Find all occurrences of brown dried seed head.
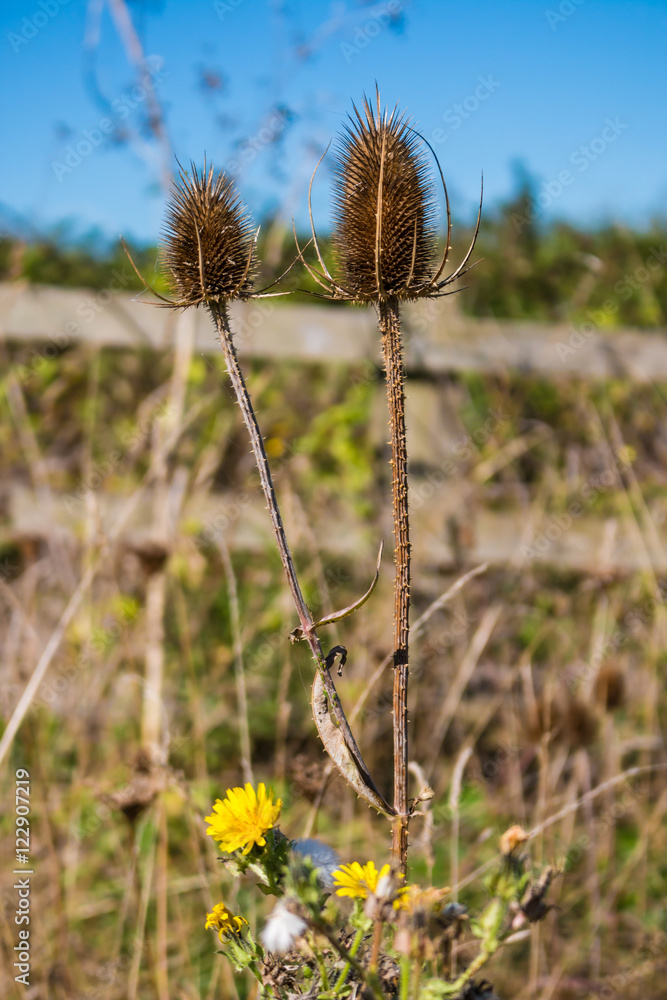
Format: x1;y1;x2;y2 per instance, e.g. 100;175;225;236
161;162;257;305
332;92;438;302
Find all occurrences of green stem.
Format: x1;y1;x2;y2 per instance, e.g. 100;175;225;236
248;960;267;987
312;941;330;991
399;955;411;1000
333;926;365;994
441;944;497;997
312;920;386;1000
410;957;422;1000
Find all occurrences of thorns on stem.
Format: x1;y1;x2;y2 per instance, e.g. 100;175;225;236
380;297;410;872
307;87;484;871
123;158;392;818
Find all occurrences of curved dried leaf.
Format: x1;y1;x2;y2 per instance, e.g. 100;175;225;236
291;541;384;642
311;669;394;818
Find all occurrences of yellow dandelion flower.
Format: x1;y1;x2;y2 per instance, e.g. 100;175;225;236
205;901;248;941
333;861;407;907
205;782;282;855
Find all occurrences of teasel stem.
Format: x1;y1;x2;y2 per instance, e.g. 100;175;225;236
379;296;410;873
208;302;379;789
305;88;483;869
209;302;312;631
141;157;392;816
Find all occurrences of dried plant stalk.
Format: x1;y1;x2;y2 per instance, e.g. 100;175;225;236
329;95;429;868
379;297;411;867
141;569;167;757
304;88;483;871
217;536;253;785
139;160;393;818
208;302;392;816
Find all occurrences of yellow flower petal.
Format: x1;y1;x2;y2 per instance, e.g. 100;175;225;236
205;782;282;855
205;901;248;940
333;861;404;900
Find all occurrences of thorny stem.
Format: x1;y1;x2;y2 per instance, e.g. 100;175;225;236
379;297;410;873
210;303;311;629
209;303;381;796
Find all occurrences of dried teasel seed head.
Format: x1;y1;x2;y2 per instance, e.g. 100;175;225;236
160;161;257;306
332;90;438;302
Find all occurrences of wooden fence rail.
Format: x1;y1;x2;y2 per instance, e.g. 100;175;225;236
2;283;667;577
2;282;667;380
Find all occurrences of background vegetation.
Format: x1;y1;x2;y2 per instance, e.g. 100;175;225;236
2;178;666;327
1;217;666;993
1;1;666;995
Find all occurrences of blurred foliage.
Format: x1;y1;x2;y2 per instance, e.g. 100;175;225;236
2;339;667;995
3;174;667;994
463;176;667;327
2;176;666;326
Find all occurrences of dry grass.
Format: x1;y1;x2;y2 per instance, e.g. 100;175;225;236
1;334;666;998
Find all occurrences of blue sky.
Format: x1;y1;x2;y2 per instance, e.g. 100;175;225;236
1;0;665;245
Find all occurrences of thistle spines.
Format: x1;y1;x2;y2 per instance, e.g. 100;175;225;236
332;90;438;303
160;160;257;307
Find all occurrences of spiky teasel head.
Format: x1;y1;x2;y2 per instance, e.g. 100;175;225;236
122;162;290;308
160;161;257;306
332;93;438;302
298;88;482;305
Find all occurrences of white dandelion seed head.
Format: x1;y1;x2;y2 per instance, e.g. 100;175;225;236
260;901;307;954
291;838;340;889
